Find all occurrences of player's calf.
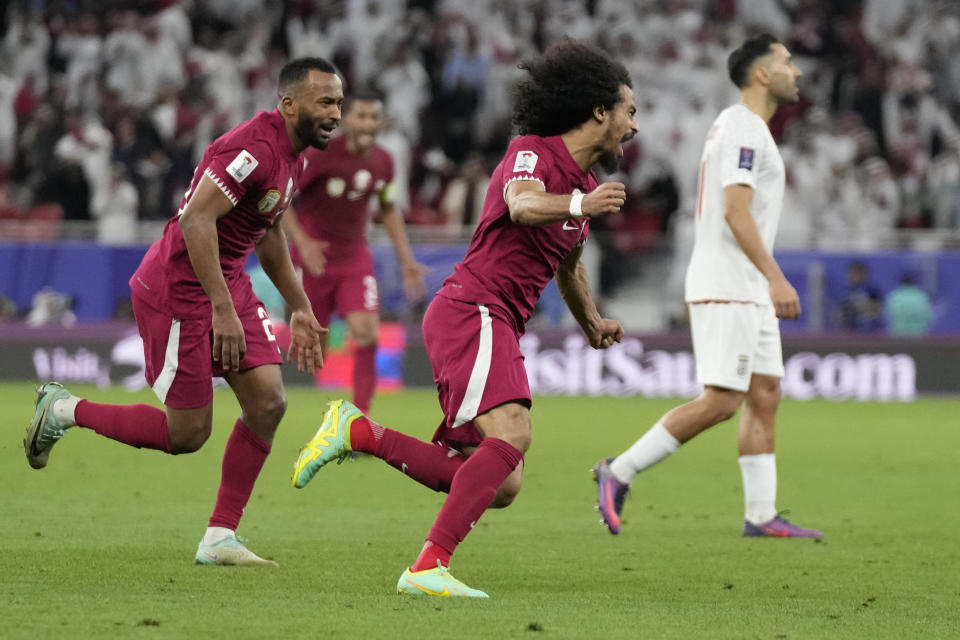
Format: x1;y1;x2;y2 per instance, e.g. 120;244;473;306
489;462;524;508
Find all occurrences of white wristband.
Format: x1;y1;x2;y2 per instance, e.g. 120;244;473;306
569;192;585;218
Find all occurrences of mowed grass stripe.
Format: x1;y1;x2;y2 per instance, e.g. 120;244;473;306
2;383;957;639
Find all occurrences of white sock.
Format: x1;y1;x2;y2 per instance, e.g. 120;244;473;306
203;527;235;546
52;395;81;426
739;453;778;525
609;420;680;484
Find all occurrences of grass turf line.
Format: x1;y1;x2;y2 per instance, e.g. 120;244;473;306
2;383;958;639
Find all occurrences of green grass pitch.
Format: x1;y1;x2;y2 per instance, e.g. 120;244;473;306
2;382;958;639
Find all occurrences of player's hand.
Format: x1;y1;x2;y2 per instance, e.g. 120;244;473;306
402;261;430;302
587;317;624;349
770;276;801;319
299;237;329;277
582;182;627;218
212;304;246;371
287;308;327;374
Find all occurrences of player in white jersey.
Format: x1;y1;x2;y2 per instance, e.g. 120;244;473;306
593;33;822;538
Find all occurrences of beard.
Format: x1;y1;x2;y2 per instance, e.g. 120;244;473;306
599;149;619;173
773;81;800;105
296;113;329;150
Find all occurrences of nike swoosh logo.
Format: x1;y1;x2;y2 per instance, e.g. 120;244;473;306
562;220;580;230
203;552;219;560
404;578;450;597
401;462;408;474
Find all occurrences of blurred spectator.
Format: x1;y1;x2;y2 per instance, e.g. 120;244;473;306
58;12;103;110
0;294;18;321
884;272;933;336
378;40;430;144
838;260;883;332
26;287;76;327
440;152;488;233
928;135;960;229
859;156;900;247
93;163;139;245
1;0;960;264
3;12;50;93
53;109;113;218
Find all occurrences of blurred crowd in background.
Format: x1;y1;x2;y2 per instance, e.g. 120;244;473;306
0;0;957;330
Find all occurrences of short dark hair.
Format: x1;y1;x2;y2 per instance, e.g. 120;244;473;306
278;57;338;95
512;38;632;137
727;33;779;89
346;86;384;112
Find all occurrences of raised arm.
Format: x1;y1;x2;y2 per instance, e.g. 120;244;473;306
505;179;627;226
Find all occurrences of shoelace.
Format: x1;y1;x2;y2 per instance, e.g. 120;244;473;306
432;562;471;588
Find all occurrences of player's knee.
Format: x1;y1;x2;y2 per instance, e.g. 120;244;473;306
490;405;532;453
714;403;739;423
491;472;523;509
247;387;288;426
748;384;781;415
704;394;741;424
495;424;531;454
169;422;212;454
491;485;521;508
353;331;377;348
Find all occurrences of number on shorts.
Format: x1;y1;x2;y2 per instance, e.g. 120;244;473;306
258;306;277;342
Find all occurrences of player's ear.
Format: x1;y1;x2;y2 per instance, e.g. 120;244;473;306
753;60;771;87
593;104;607;124
279;94;296;117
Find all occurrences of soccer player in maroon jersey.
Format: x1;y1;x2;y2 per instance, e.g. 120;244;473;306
282;88;428;415
293;39;638;596
24;57;341;566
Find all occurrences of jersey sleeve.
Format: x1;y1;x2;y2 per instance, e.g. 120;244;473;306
202;138;273;206
500;137;551;199
718;113;765;190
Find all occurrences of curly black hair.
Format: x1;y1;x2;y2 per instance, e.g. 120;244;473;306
512;38;632;137
727;33;779;89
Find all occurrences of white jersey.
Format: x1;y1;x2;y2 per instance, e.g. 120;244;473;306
684;103;785;304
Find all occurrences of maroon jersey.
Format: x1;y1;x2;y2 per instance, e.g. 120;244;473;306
438;135;597;334
292;134;395;265
131;110;303;318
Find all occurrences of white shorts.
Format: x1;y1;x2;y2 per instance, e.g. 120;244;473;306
688;302;784;392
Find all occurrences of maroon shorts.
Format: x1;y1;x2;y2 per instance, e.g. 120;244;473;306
299;256;378;327
132;288;282;410
423;295;531;448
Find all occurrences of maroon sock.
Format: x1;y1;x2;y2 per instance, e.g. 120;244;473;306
75;400;172;453
353;345;376;414
412;438;523;572
413;540;451;570
351;417;465;493
208;419;270;530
